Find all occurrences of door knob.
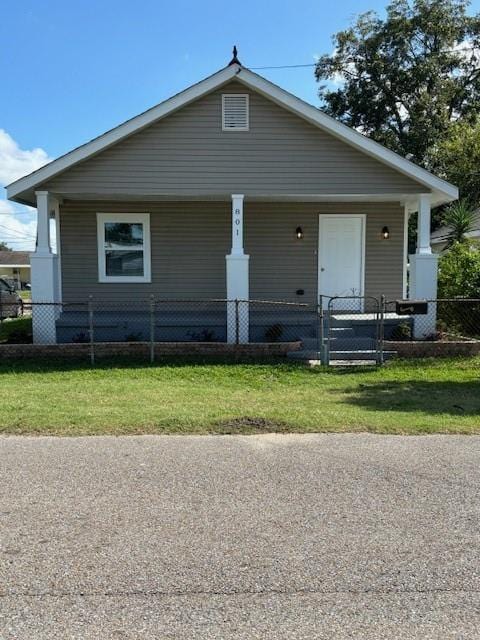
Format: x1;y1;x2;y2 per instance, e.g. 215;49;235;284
320;267;325;272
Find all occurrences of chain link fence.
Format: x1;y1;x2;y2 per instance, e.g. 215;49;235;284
0;297;317;363
322;295;383;364
1;295;479;364
383;298;480;342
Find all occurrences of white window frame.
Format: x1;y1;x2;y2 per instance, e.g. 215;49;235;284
97;213;151;283
222;94;249;131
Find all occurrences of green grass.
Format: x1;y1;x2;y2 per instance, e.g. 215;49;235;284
0;356;479;436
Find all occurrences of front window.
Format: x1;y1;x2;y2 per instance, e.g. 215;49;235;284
97;213;151;283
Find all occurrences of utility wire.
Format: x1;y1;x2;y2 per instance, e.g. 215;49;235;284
0;211;36;216
0;227;35;240
250;63;317;70
0;224;36;240
0;235;36;243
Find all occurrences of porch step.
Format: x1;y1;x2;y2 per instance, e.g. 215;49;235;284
330;327;355;338
289;349;380;361
299;328;358;350
300;337;321;350
287;350;323;361
330;350;397;361
330;336;377;351
328;318;354;328
287;349;397;363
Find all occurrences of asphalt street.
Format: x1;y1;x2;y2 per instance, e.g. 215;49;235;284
1;433;479;639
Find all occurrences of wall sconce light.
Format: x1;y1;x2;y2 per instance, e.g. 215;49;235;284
381;226;390;240
296;226;304;240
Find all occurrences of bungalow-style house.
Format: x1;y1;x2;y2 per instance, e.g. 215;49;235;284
6;51;458;348
0;251;30;289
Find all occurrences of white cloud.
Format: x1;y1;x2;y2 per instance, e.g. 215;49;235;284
0;129;51;185
0;130;53;251
0;202;37;252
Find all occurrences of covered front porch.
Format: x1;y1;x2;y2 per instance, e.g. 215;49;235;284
30;190;437;346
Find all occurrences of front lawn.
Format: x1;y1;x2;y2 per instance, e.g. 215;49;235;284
1;356;479;435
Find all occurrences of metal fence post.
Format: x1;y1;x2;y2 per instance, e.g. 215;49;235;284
235;299;240;345
322;298;331;366
378;295;385;365
149;295;155;364
318;297;325;364
88;295;95;366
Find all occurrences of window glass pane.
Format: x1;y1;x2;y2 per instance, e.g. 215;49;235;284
105;250;144;277
105;222;143;249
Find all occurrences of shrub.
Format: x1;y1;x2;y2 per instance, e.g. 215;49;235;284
390;321;412;341
265;324;284;342
125;332;143;342
438;240;480;299
437;243;480;337
187;329;218;342
0;317;32;344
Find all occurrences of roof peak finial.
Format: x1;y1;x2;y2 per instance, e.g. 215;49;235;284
228;45;241;66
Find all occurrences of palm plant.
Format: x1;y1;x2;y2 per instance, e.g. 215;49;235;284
442;200;477;248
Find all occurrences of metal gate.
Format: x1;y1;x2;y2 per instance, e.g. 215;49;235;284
321;296;383;365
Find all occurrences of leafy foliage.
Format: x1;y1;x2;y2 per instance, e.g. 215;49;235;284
0;242;12;251
441;200;478;246
429;118;480;205
0;317;32;344
315;0;480;167
438;240;480;297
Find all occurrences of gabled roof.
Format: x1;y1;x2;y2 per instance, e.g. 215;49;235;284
0;251;30;266
6;63;458;207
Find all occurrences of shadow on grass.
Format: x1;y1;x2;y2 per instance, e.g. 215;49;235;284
344;380;480;416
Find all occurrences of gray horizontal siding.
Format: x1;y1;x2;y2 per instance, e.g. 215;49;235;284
246;202;404;303
59;201;230;302
59;201;404;304
44;81;424;196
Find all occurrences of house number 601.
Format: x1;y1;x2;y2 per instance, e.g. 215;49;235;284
234;209;241;236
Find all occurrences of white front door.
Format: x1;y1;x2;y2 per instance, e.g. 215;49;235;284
318;214;365;310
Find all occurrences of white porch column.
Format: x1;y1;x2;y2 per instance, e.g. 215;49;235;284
408;194;438;338
226;194;249;343
30;191;59;344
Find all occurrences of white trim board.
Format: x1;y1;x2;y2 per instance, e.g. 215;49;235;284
7;64;458;207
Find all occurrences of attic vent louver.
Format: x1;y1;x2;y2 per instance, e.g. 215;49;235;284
222;94;249;131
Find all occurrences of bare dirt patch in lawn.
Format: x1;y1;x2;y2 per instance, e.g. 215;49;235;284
213;416;291;434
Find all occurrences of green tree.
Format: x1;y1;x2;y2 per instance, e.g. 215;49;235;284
0;242;12;251
315;0;480;166
430;118;480;205
441;200;477;246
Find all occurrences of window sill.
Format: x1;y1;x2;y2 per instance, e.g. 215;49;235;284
98;277;151;284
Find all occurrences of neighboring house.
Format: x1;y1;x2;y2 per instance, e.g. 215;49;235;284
6;51;458;345
431;208;480;253
0;251;30;289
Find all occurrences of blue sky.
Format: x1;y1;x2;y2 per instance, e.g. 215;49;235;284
1;0;399;158
1;0;480;249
